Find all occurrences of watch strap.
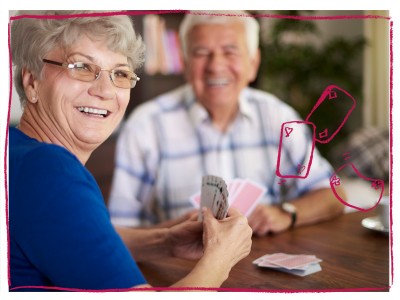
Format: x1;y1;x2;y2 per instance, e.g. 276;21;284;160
288;210;297;229
280;203;297;229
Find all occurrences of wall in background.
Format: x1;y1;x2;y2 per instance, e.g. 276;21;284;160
9;11;390;131
363;10;390;130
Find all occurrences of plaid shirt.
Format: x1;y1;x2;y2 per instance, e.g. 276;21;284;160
329;127;389;182
108;85;333;226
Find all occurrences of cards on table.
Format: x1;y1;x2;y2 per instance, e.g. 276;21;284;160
191;176;267;219
253;253;322;277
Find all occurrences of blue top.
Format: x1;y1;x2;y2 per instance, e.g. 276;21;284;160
9;127;147;291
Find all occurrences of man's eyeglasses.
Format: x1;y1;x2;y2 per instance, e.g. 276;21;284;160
42;59;140;89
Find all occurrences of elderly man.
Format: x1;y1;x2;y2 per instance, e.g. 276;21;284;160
108;11;346;235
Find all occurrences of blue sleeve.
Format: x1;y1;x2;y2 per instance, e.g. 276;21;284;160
11;146;147;290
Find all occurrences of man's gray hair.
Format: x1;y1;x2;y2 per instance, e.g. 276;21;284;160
179;10;259;59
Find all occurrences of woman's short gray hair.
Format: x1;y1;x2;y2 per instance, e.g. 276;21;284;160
179;10;259;60
11;11;145;107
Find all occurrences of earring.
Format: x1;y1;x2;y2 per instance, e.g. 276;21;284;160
31;94;37;103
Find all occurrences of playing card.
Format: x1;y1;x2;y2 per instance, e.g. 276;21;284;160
305;85;356;144
229;179;267;216
253;253;323;276
252;254;272;265
276;120;316;179
261;253;290;262
266;254;322;270
198;175;228;221
191;177;265;219
189;192;201;207
227;179;242;203
253;253;284;268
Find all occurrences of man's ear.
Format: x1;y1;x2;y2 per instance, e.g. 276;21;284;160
182;59;191;83
22;67;39;103
248;48;261;82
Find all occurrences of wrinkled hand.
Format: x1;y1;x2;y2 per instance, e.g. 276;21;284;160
154;209;198;228
248;204;292;236
167;214;204;260
202;207;252;269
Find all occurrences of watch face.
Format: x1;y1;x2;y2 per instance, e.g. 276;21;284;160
282;202;296;213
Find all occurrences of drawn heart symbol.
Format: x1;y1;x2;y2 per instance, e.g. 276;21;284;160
285;127;293;137
297;165;306;175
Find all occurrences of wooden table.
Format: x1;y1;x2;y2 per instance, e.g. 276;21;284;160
138;211;390;292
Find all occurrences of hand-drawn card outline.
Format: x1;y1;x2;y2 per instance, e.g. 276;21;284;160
276;120;316;179
305;85;356;144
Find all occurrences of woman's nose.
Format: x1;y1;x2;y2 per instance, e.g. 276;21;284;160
88;70;115;99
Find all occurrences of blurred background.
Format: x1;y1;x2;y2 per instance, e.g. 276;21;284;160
9;10;390;207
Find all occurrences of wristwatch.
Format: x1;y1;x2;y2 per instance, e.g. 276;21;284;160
280;202;297;229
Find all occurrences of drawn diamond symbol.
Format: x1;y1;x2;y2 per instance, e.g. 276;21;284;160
328;90;337;99
319;128;329;139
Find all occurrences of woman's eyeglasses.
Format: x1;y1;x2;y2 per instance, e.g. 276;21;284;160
42;59;140;89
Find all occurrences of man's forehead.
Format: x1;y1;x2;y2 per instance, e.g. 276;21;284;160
188;22;246;42
190;20;244;32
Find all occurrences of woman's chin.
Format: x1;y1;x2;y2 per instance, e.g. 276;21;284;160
77;130;111;149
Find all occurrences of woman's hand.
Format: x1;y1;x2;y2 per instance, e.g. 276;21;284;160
170;207;252;288
202;207;252;269
167;214;204;260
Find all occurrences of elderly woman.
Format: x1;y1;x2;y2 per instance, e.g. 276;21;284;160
9;11;252;291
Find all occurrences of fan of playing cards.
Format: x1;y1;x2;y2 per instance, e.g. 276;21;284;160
190;175;267;220
253;253;322;277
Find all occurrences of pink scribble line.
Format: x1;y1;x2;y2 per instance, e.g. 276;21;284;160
6;21;12;288
342;152;352;161
188;11;391;21
330;163;384;212
9;285;390;293
10;10;188;21
276;121;315;179
252;13;391;21
389;20;394;287
305;85;356;144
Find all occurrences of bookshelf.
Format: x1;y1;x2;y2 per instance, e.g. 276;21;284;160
126;12;186;117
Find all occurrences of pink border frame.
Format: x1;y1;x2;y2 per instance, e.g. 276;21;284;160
4;10;393;293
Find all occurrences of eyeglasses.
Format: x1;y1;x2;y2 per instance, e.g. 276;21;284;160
42;59;140;89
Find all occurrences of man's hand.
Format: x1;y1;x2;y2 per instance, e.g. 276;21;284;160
248;188;346;236
248;204;292;236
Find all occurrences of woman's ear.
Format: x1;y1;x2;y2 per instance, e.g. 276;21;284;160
22;67;39;103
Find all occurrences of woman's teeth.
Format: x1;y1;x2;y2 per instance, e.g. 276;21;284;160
77;107;108;117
